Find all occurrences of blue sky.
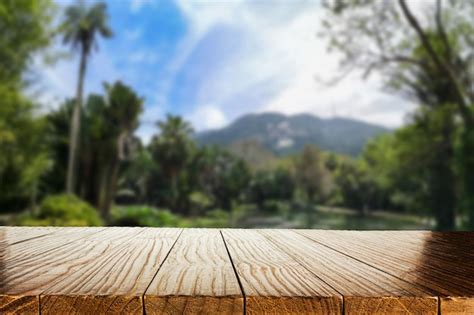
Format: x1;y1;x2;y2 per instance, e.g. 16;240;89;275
37;0;417;143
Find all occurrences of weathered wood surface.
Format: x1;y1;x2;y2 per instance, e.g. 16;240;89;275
222;229;341;314
1;227;473;314
145;229;243;314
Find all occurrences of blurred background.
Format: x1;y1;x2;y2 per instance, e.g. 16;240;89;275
1;0;473;230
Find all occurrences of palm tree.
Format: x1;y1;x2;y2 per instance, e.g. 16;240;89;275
150;115;194;211
61;1;112;194
99;82;143;219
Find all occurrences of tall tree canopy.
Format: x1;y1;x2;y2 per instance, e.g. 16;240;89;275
60;1;112;194
150;115;195;212
0;0;55;213
322;0;474;229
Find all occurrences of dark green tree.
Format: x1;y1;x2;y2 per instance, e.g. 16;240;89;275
293;145;329;204
322;0;474;229
44;82;143;220
195;146;251;212
149;115;194;212
247;168;295;209
0;0;54;213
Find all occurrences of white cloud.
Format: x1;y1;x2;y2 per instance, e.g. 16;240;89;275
129;50;159;64
172;1;416;129
124;28;143;41
130;0;154;13
188;104;227;131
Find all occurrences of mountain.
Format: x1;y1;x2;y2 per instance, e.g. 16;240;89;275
196;112;390;156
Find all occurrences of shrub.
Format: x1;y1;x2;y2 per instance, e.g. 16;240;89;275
110;205;179;227
17;194;102;226
178;209;230;228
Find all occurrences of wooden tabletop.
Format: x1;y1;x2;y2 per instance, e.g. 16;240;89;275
0;227;473;314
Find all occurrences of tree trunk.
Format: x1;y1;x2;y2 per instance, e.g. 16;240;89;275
101;133;127;222
398;0;473;127
66;49;87;194
102;158;119;222
170;169;178;212
431;118;456;231
459;129;474;230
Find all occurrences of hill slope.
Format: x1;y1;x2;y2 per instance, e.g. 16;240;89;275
196;113;390;156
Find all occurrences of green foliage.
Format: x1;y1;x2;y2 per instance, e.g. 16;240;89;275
247;168;294;207
0;0;55;87
60;0;113;195
0;0;55;213
178;209;230;228
17;194;102;226
293;145;330;203
60;1;112;56
0;100;52;212
188;191;212;216
456;127;474;229
149;115;194;212
111;205;179;227
194;146;251;211
321;0;474;230
43;82;143;219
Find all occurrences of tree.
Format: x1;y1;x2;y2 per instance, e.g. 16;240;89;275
293;145;329;203
94;82;143;218
0;0;54;213
0;100;51;213
118;143;155;204
149;115;194;212
195;146;251;212
0;0;54;88
247;168;295;208
44;82;143;220
61;1;112;194
333;159;376;214
322;0;474;229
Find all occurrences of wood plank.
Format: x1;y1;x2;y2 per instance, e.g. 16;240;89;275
0;227;106;314
260;229;438;315
1;226;57;245
296;230;474;314
2;227;106;262
0;227;152;313
222;229;342;314
145;229;243;314
2;227;472;314
39;227;181;314
441;297;474;315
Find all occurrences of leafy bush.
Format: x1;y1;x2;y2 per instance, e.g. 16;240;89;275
17;194;102;226
178;209;230;228
111;205;179;227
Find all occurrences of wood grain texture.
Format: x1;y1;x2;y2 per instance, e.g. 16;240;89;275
260;229;438;315
0;226;57;245
0;227;106;313
441;297;474;314
0;295;38;314
222;229;342;315
40;228;181;314
296;230;474;313
1;227;472;314
145;229;243;315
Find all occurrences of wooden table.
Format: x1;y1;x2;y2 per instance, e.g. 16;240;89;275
0;227;473;314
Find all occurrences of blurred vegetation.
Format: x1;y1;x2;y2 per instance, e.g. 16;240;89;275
1;0;473;231
17;194;102;226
